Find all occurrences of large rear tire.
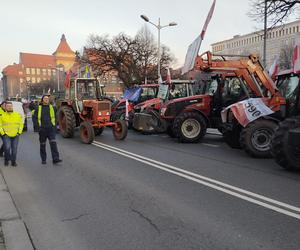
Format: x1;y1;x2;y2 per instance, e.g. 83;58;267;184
271;117;300;170
173;112;207;143
80;121;95;144
113;119;128;140
58;106;76;138
240;119;277;158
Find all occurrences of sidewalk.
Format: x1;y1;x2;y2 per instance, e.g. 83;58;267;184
0;169;33;250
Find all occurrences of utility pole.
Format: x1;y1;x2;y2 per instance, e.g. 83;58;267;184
263;0;268;68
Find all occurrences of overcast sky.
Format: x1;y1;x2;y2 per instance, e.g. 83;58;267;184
0;0;268;74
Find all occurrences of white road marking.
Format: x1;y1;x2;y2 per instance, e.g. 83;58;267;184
92;140;300;220
202;143;220;148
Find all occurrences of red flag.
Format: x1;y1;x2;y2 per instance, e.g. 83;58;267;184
64;71;72;89
166;68;172;84
200;0;216;40
292;45;300;73
269;55;279;80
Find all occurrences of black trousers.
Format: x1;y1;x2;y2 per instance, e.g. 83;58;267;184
39;127;60;162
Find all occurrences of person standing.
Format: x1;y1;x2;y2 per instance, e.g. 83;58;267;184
0;102;23;166
0;101;6;157
36;95;62;165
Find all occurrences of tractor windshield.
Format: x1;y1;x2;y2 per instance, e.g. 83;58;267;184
76;80;98;100
168;83;194;99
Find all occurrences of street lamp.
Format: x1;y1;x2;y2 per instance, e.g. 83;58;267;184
140;14;177;80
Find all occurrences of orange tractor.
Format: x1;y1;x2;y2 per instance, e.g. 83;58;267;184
57;78;127;144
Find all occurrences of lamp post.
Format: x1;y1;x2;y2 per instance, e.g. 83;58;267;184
140;15;177;80
56;65;64;91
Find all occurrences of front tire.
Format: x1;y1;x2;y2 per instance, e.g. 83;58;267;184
80;122;95;144
271;117;300;170
58;106;76;138
240;119;277;158
173;112;207;143
113;119;128;140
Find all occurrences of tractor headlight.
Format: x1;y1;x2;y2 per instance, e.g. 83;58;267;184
99;112;102;116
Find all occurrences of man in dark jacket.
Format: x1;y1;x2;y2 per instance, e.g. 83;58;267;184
36;95;62;165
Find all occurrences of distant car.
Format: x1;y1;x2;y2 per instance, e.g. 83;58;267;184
10;101;28;132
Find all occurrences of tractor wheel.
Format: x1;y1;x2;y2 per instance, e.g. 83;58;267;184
223;126;242;149
79;121;95;144
113;119;128;140
173;112;207;143
271;117;300;170
94;127;104;136
58;106;76;138
240;119;277;158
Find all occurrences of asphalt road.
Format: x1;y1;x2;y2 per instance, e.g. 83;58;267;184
1;125;300;250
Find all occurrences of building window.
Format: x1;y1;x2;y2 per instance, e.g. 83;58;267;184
26;68;30;74
52;69;56;75
31;77;36;83
43;77;47;81
289;27;292;34
297;26;299;32
37;68;40;75
293;27;296;33
282;29;285;35
31;68;35;75
37;77;41;83
20;78;24;83
42;69;46;75
47;69;51;76
26;77;30;82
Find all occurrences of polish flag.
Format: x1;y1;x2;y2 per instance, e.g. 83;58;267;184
269;56;279;80
182;0;216;74
292;45;300;73
166;68;172;84
125;99;129;122
200;0;216;40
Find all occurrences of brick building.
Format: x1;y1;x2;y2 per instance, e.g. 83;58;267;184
211;20;300;69
1;34;75;98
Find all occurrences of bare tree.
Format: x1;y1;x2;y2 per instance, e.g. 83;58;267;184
249;0;300;26
83;28;174;88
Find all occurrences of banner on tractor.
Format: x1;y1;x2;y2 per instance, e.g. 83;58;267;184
221;98;274;127
157;84;169;100
123;87;142;102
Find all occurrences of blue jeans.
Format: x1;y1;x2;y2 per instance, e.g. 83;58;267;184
3;135;19;163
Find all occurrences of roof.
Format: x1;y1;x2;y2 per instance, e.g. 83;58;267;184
19;53;56;68
2;64;23;76
53;34;75;55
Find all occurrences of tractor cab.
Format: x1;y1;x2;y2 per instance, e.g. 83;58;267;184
276;70;300;117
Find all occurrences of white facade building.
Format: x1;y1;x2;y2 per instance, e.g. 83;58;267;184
211;20;300;69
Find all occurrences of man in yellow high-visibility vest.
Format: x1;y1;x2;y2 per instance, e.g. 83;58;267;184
35;95;62;165
0;101;6;157
0;102;23;166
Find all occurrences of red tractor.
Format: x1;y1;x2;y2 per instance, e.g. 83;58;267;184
132;80;201;134
57;78;127;144
159;52;286;158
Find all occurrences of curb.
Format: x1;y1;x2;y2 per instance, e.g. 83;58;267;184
0;170;34;250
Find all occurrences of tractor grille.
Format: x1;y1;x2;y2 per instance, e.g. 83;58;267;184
98;102;111;112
